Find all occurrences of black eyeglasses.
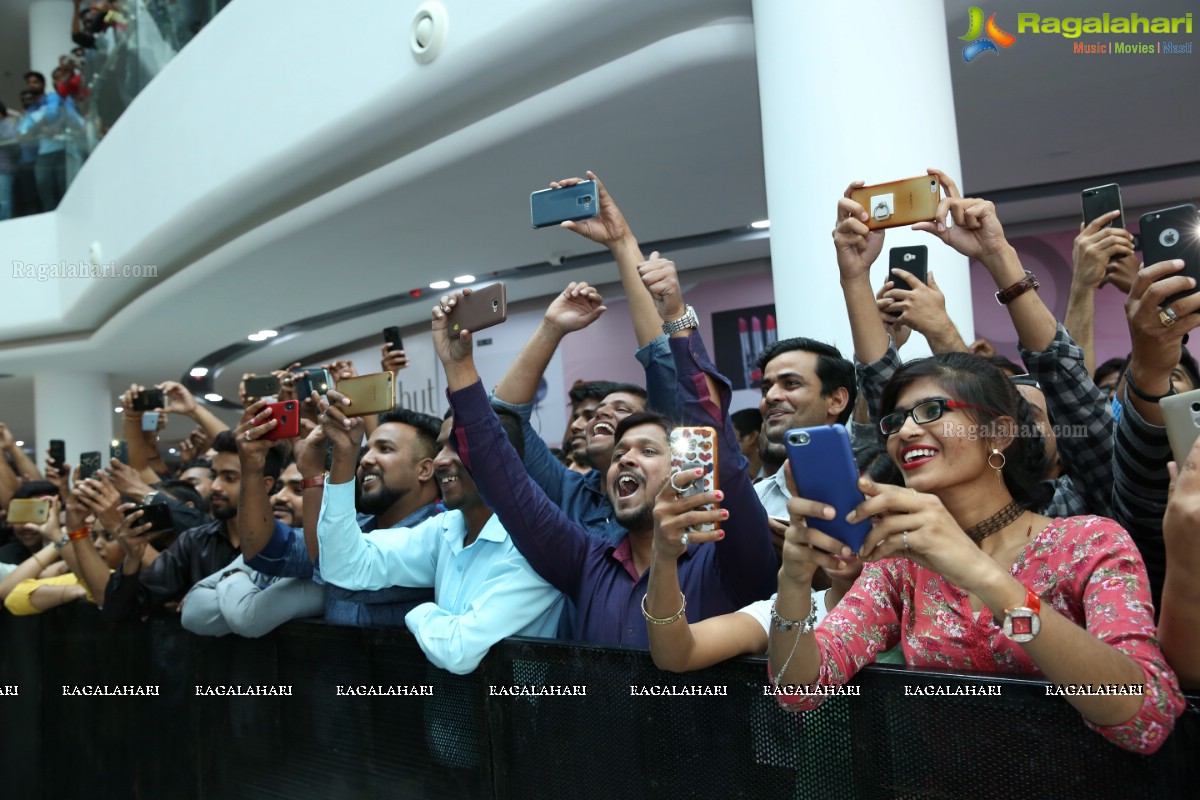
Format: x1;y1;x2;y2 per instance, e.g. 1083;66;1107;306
879;398;990;436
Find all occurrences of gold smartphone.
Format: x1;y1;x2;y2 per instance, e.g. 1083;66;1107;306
850;175;942;230
9;498;51;525
334;371;395;417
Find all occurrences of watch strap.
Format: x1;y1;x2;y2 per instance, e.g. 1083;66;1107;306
995;271;1040;305
1124;368;1177;403
302;474;327;490
661;305;699;336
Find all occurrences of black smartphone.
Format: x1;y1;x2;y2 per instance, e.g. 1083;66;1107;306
888;245;928;292
383;326;404;353
243;375;281;402
1141;204;1200;308
131;388;165;412
49;439;66;468
125;503;174;537
294;367;333;400
110;439;129;465
530;180;599;229
80;451;102;480
1081;183;1124;230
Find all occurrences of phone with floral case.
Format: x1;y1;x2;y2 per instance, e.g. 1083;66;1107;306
668;426;719;533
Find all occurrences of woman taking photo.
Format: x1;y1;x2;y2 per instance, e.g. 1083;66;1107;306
768;176;1184;754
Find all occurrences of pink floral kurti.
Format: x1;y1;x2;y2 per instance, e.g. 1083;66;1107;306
777;516;1184;754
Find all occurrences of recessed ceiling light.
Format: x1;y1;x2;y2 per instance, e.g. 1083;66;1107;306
453;275;475;285
247;333;267;342
114;406;123;413
750;220;771;229
204;393;223;402
430;280;451;290
168;448;177;454
258;330;278;338
189;367;209;378
14;440;23;447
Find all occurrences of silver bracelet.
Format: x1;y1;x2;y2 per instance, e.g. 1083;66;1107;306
771;591;817;690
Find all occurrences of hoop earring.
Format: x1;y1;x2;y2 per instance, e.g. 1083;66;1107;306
988;448;1006;473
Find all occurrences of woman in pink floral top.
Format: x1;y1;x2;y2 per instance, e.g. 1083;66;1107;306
768;351;1185;755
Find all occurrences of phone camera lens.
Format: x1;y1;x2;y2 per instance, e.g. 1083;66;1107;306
1191;402;1200;413
788;431;810;446
492;300;499;311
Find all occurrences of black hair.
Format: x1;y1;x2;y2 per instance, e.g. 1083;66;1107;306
855;443;904;488
986;355;1023;377
181;458;215;475
755;337;857;425
879;352;1050;510
154;479;207;514
377;407;442;460
24;71;46;84
442;406;525;460
603;383;647;402
731;407;763;439
568;380;620;407
13;481;59;500
0;101;7;117
211;430;284;480
612;410;673;446
1094;356;1126;386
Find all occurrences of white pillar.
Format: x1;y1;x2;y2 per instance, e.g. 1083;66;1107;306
34;372;113;472
751;0;972;359
29;1;76;80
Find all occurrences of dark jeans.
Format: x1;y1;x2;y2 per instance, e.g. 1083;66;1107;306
14;161;41;217
35;150;67;211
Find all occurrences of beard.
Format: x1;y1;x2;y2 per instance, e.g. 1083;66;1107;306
212;503;237;521
355;475;407;516
614;503;655;533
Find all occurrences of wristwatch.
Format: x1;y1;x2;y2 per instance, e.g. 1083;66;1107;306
661;305;699;336
995;271;1040;305
1002;586;1042;643
53;533;71;550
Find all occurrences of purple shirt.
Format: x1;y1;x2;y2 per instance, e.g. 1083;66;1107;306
448;332;775;647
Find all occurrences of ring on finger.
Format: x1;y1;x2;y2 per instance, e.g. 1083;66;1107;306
902;530;910;553
680;532;689;548
669;471;693;494
1159;306;1179;327
243;431;252;442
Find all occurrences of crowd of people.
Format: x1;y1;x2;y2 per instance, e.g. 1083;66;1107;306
1;1;219;220
1;169;1197;757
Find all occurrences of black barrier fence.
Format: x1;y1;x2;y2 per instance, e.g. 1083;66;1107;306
1;605;1197;799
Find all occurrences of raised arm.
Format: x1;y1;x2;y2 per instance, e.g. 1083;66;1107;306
1;423;42;482
121;384;166;484
159;380;230;440
1162;442;1200;689
434;293;591;597
834;182;890;365
882;270;968;354
645;474;766;672
1065;211;1134;375
233;401;283;561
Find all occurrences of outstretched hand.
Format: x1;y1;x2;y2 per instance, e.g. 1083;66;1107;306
651;469;726;560
544;281;607;335
555;171;633;248
911;169;1011;264
834;181;886;283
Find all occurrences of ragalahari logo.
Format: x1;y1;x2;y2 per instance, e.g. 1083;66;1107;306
959;7;1016;62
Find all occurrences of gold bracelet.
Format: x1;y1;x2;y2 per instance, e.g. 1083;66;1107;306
641;592;686;625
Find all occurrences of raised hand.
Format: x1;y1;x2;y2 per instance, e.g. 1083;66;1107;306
543;281;608;335
912;169;1011;264
652;469;726;560
158;380;198;416
1073;210;1135;291
637;254;686;322
555;171;633;247
834;182;886;283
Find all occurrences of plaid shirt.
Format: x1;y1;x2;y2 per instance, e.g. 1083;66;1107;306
854;325;1113;519
1110;385;1169;610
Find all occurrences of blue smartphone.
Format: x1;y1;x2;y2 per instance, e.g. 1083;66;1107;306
530;180;599;229
110;439;129;465
784;426;871;552
141;412;160;432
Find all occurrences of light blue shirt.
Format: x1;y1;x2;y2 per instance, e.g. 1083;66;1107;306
317;479;564;674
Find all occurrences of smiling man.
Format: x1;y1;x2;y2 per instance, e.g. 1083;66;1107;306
754;338;857;518
432;281;775;647
316;411;563;673
242;406;444;627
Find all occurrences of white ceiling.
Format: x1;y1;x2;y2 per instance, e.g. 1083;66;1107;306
1;0;1198;451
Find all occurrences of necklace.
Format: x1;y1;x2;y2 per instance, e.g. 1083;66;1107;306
965;500;1024;543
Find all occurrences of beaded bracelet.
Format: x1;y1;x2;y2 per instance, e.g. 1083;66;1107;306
771;591;818;690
